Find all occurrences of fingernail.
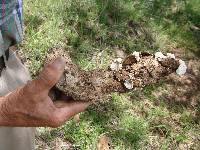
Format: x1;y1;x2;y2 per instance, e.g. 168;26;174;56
77;102;91;110
52;57;66;70
83;102;91;108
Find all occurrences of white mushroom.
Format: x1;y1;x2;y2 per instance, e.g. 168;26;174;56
116;58;123;63
110;58;123;71
110;62;118;71
124;80;133;90
176;60;187;75
167;53;176;59
155;52;167;61
132;51;140;62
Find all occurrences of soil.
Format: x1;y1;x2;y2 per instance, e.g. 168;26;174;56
45;48;179;102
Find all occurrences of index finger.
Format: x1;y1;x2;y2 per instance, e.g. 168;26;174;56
54;101;90;123
33;57;66;92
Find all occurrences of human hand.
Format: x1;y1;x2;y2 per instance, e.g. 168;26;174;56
0;57;89;127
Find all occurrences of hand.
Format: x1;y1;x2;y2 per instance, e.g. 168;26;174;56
0;57;89;127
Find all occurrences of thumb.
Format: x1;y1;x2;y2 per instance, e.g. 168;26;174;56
34;57;66;92
54;101;90;124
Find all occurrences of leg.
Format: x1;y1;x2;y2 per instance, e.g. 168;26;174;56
0;50;35;150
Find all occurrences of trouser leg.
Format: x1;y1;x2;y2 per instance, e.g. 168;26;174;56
0;50;35;150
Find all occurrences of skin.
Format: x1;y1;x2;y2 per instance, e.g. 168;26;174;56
0;57;89;127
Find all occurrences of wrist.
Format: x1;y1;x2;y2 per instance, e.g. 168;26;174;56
0;96;9;126
0;93;18;126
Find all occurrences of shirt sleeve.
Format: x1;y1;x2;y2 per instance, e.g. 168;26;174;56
0;0;23;56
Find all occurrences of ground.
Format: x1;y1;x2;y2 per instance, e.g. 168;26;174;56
20;0;200;149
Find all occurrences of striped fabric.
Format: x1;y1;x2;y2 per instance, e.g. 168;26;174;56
0;0;23;57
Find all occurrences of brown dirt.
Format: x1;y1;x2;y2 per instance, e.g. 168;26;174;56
45;48;179;102
161;59;200;108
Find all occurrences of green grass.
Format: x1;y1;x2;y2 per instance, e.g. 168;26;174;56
22;0;200;74
22;0;200;149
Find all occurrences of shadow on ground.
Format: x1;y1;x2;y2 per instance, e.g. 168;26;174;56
59;0;200;61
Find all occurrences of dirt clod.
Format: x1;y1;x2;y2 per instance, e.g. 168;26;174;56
45;48;180;102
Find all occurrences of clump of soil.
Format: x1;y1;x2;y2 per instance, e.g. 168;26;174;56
45;48;180;102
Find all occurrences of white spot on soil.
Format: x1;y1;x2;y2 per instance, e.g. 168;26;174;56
176;60;187;75
132;51;140;62
124;80;133;89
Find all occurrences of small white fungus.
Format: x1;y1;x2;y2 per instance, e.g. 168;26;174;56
110;58;123;71
167;53;176;59
124;80;133;90
176;60;187;75
132;51;140;62
155;52;167;61
116;58;123;63
110;62;118;71
119;64;122;70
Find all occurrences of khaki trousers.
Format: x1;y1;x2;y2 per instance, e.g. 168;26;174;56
0;50;35;150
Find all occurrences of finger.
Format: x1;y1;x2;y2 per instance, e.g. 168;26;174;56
54;101;90;123
33;57;66;92
54;100;72;108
